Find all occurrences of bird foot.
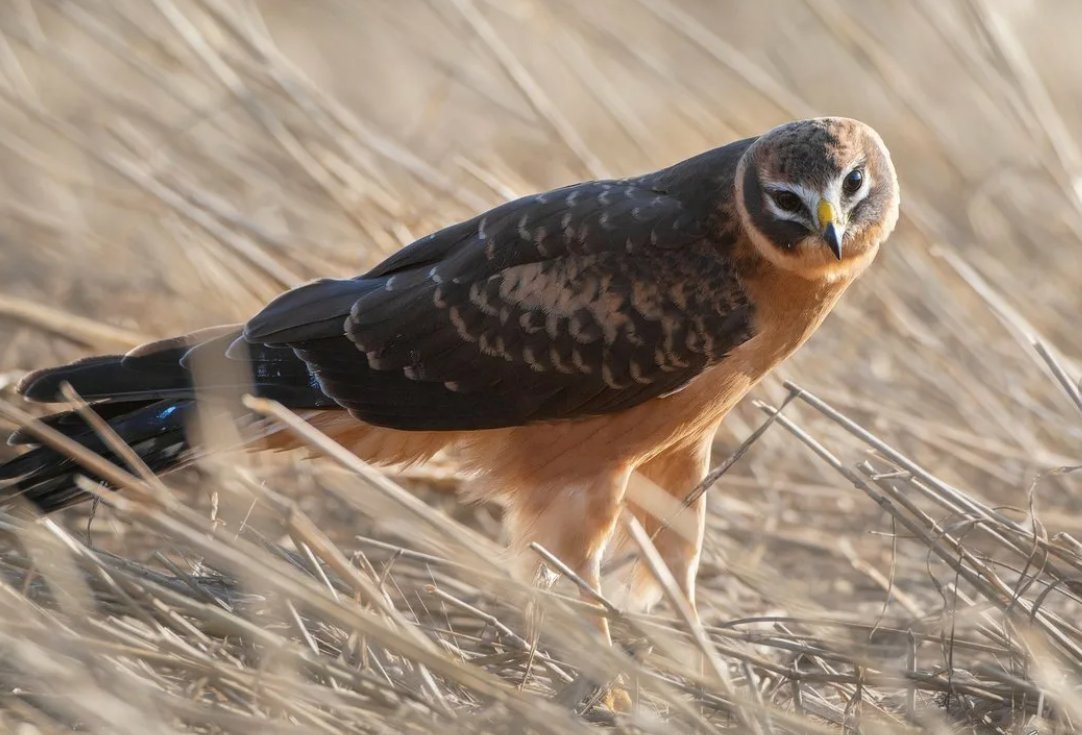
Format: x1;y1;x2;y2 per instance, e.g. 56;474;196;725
600;681;633;712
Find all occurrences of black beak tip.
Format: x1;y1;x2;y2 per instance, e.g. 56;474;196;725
824;224;843;261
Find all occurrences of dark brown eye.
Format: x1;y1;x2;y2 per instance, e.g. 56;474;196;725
770;190;802;213
843;168;863;195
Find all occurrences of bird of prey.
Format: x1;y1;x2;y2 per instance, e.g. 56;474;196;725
1;117;898;625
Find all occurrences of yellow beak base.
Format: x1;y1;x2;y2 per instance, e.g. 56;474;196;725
817;200;835;229
818;200;843;260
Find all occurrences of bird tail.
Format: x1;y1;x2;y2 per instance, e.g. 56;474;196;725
0;398;195;512
0;326;333;513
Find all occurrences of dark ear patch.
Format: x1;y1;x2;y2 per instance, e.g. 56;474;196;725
847;191;875;224
847;177;890;230
742;161;812;251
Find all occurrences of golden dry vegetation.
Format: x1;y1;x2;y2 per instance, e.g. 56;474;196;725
1;1;1081;733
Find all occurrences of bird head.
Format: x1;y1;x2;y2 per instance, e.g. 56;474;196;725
736;117;900;280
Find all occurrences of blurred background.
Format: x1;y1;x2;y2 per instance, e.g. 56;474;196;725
1;2;1081;733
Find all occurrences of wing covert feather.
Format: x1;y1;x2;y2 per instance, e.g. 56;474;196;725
248;178;755;430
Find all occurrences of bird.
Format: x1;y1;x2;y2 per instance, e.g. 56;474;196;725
0;117;899;630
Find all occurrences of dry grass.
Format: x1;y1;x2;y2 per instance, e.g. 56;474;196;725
1;1;1081;732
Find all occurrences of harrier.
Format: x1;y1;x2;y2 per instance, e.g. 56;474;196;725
2;117;899;624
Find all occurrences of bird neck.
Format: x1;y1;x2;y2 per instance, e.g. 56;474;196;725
738;238;865;363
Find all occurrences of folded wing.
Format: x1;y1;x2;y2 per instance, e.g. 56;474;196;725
245;179;756;430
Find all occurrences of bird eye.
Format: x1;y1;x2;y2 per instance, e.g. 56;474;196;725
842;168;864;195
770;190;803;213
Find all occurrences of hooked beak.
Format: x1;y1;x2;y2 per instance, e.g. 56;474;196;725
817;200;844;260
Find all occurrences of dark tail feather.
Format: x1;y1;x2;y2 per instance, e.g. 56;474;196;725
2;324;337;514
17;355;193;403
5;343;200;513
6;401;157;446
0;400;194;513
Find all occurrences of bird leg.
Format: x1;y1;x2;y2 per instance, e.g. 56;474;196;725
616;437;713;691
508;468;629;634
621;436;711;616
505;467;631;709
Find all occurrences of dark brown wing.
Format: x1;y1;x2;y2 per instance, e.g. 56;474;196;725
245;178;755;430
